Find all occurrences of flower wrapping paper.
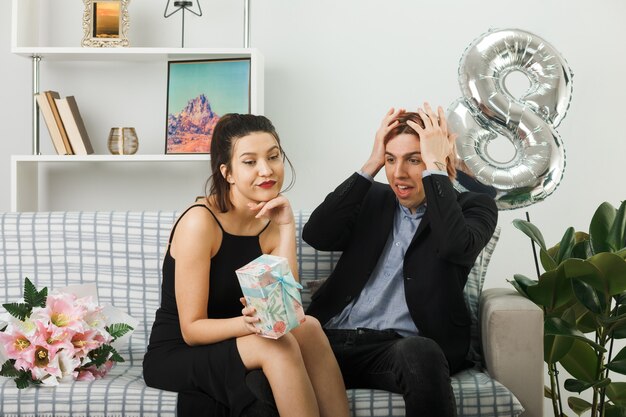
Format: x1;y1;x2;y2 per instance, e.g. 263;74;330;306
235;254;306;339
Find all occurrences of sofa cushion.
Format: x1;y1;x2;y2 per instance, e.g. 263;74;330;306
464;227;500;364
348;368;524;417
0;362;176;417
0;211;178;365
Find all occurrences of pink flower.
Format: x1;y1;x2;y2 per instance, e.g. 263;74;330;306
76;360;114;381
273;321;286;334
15;321;70;378
71;329;106;358
28;345;60;381
0;329;34;360
32;292;87;335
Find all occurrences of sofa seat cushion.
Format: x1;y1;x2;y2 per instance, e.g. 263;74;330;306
346;367;523;417
0;362;177;417
0;366;523;417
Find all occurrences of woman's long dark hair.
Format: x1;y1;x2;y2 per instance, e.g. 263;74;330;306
206;114;295;212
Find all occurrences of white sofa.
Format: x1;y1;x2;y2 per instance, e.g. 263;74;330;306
0;211;543;417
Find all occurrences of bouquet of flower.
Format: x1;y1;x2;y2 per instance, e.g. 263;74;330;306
0;278;133;388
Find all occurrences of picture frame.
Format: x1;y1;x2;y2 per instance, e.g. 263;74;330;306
165;58;251;154
81;0;130;47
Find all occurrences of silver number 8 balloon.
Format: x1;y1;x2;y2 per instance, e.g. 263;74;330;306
447;28;573;210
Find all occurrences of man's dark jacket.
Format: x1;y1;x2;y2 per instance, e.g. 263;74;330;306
303;172;498;373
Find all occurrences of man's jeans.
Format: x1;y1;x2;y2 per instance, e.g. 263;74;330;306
325;328;457;417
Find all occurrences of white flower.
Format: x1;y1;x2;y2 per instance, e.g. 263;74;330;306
57;349;81;378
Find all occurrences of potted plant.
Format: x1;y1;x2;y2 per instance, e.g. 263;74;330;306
511;200;626;417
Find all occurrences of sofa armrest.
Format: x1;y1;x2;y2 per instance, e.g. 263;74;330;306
480;288;544;417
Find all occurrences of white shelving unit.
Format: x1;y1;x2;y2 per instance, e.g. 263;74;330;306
11;154;211;212
10;0;264;212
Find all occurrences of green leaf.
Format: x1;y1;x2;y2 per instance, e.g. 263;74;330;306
606;403;626;417
1;302;31;321
14;371;31;389
607;382;626;406
564;378;593;393
23;278;47;308
590;202;617;254
587;253;626;297
556;227;576;264
571;240;594;260
545;334;574;364
556;232;592;261
544;317;605;352
0;360;19;378
612;309;626;337
575;231;591;244
108;346;124;363
560;339;602;382
509;279;526;298
567;396;592;415
595;378;613;389
563;258;605;293
603;317;626;338
608;200;626;252
89;345;113;367
607;346;626;375
510;274;538;298
527;267;573;311
540;249;559;272
576;310;598;334
572;278;605;315
106;323;133;340
564;378;610;395
614;327;626;339
561;302;596;333
513;219;548;250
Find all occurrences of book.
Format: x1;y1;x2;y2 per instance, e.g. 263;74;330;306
35;92;70;155
54;96;94;155
44;91;74;155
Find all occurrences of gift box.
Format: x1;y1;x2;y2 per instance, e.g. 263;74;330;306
235;254;306;339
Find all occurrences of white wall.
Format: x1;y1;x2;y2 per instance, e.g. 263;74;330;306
1;2;626;412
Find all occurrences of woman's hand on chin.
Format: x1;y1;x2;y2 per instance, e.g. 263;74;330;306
247;195;294;226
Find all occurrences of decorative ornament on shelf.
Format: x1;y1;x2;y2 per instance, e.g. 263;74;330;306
107;127;139;155
82;0;130;48
164;0;203;48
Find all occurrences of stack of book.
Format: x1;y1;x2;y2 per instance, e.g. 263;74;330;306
35;91;95;155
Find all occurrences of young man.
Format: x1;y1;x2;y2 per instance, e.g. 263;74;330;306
303;103;498;416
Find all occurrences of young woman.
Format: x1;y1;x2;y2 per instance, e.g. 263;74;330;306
143;114;349;417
